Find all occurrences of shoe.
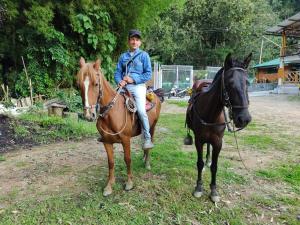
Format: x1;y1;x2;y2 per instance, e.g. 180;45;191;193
143;139;154;150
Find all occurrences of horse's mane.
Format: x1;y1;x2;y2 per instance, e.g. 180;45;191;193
76;63;99;86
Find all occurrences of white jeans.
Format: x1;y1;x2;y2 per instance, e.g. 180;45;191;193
126;84;151;140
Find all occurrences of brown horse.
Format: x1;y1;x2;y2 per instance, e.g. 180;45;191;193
186;53;252;202
77;57;162;196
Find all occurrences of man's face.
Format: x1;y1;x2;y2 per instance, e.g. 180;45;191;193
128;36;141;51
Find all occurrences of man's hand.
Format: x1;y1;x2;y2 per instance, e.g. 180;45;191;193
119;80;127;87
123;75;134;84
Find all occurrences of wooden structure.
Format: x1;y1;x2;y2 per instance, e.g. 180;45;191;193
253;55;300;83
265;12;300;85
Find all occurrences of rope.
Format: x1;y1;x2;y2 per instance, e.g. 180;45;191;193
230;120;250;172
99;108;128;136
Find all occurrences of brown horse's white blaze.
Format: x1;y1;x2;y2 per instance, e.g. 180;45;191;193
76;57;162;197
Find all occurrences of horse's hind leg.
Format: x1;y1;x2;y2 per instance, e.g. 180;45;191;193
210;141;222;202
103;143;115;197
122;138;133;191
193;138;204;198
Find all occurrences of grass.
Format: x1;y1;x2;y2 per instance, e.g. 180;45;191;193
166;99;189;108
0;106;299;224
257;163;300;193
0;155;5;162
15;112;98;143
288;95;300;102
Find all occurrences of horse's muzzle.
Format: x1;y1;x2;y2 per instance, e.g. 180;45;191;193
233;109;252;128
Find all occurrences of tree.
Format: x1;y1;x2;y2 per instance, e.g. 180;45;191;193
145;0;280;70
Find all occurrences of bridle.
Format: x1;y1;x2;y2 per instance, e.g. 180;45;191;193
221;67;249;110
81;69;131;135
192;66;249;129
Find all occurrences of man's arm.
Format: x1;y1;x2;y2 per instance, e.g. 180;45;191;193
114;55;124;85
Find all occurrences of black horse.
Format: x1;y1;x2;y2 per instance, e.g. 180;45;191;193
186;53;252;202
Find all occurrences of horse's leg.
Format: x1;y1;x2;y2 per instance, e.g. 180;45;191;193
193;138;205;198
205;144;211;168
122;139;133;191
210;140;222;202
103;143;115;197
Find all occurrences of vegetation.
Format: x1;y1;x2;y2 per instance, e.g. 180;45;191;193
1;0;299;98
13;112;98;143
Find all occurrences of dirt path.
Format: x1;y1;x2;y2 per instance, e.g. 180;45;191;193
0;95;299;209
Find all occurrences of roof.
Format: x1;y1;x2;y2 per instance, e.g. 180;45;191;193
253;55;300;68
265;12;300;37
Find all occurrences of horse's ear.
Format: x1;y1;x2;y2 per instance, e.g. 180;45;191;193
79;57;85;68
94;59;101;71
243;53;252;69
224;53;233;69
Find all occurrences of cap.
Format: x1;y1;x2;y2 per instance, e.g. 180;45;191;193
128;29;142;39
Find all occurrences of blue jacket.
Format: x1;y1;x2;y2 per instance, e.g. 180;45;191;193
114;48;152;85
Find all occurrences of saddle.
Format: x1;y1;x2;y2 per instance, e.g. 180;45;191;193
186;79;213;129
121;88;156;112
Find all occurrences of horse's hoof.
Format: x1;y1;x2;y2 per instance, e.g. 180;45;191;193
125;181;133;191
210;194;220;203
103;187;112;197
193;191;203;198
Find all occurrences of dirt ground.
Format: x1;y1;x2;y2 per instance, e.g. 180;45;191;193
0;94;299;212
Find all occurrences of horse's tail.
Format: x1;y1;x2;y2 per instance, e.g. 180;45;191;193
153;88;165;103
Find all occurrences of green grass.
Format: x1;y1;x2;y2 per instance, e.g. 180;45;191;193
288;95;300;102
13;124;30;137
16;112;98;143
0;155;5;162
167;100;189;108
257;164;300;190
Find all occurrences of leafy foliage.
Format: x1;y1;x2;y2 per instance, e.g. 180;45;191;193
145;0;281;69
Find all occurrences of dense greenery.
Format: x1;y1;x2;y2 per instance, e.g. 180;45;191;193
145;0;283;68
0;0;180;97
0;0;298;97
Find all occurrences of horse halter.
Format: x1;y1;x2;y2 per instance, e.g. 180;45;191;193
221;67;249;110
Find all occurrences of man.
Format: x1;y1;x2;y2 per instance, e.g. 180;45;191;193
114;29;154;149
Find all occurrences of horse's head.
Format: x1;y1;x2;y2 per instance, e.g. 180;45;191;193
76;57;102;121
222;53;252;129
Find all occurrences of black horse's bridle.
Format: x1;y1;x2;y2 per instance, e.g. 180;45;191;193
221;67;249;110
191;66;249;128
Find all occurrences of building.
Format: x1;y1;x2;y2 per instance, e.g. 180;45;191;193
253;55;300;83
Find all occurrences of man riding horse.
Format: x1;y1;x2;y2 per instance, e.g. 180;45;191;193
114;29;154;150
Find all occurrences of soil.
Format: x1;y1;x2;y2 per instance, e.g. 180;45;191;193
0;115;36;153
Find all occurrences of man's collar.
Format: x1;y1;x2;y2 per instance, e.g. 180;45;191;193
127;48;141;56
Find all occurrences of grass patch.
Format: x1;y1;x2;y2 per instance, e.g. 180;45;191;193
166;100;189;108
241;134;274;150
288;95;300;102
16;112;98;143
0;154;5;161
257;163;300;193
13;124;30;137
